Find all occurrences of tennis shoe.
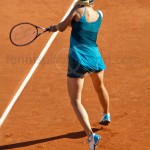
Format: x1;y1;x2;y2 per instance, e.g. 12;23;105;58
99;113;111;125
88;133;101;150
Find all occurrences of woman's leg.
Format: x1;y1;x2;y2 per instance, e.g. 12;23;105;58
90;71;110;114
67;77;93;136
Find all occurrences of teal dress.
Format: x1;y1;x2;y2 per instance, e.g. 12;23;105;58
67;7;106;78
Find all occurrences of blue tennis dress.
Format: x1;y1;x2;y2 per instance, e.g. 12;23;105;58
67;7;106;78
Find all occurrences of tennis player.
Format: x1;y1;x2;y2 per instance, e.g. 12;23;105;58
50;0;110;149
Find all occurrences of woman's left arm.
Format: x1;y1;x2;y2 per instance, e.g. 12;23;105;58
50;5;78;32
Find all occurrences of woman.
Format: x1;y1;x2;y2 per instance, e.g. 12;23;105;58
50;0;110;149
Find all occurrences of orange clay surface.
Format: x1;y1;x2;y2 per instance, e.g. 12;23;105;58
0;0;150;150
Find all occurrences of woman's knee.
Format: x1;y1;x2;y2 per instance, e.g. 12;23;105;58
70;98;81;107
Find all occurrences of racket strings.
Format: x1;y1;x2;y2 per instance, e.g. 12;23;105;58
10;24;38;46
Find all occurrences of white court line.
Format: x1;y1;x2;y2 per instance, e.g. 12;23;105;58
0;0;78;127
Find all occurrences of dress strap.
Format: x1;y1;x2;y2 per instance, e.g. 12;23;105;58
79;7;87;22
97;10;103;18
83;7;87;17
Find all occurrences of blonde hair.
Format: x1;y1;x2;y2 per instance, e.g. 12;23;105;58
76;0;94;6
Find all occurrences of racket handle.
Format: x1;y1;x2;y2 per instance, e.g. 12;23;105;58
45;26;52;32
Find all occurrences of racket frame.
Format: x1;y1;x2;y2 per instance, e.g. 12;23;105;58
10;22;49;46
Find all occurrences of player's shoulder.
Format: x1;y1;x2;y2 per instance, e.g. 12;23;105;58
97;10;103;18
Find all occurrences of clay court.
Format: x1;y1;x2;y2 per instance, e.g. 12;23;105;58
0;0;150;149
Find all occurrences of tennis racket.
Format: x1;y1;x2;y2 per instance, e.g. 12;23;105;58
10;22;51;46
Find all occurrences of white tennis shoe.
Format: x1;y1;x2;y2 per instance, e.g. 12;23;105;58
88;133;101;150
